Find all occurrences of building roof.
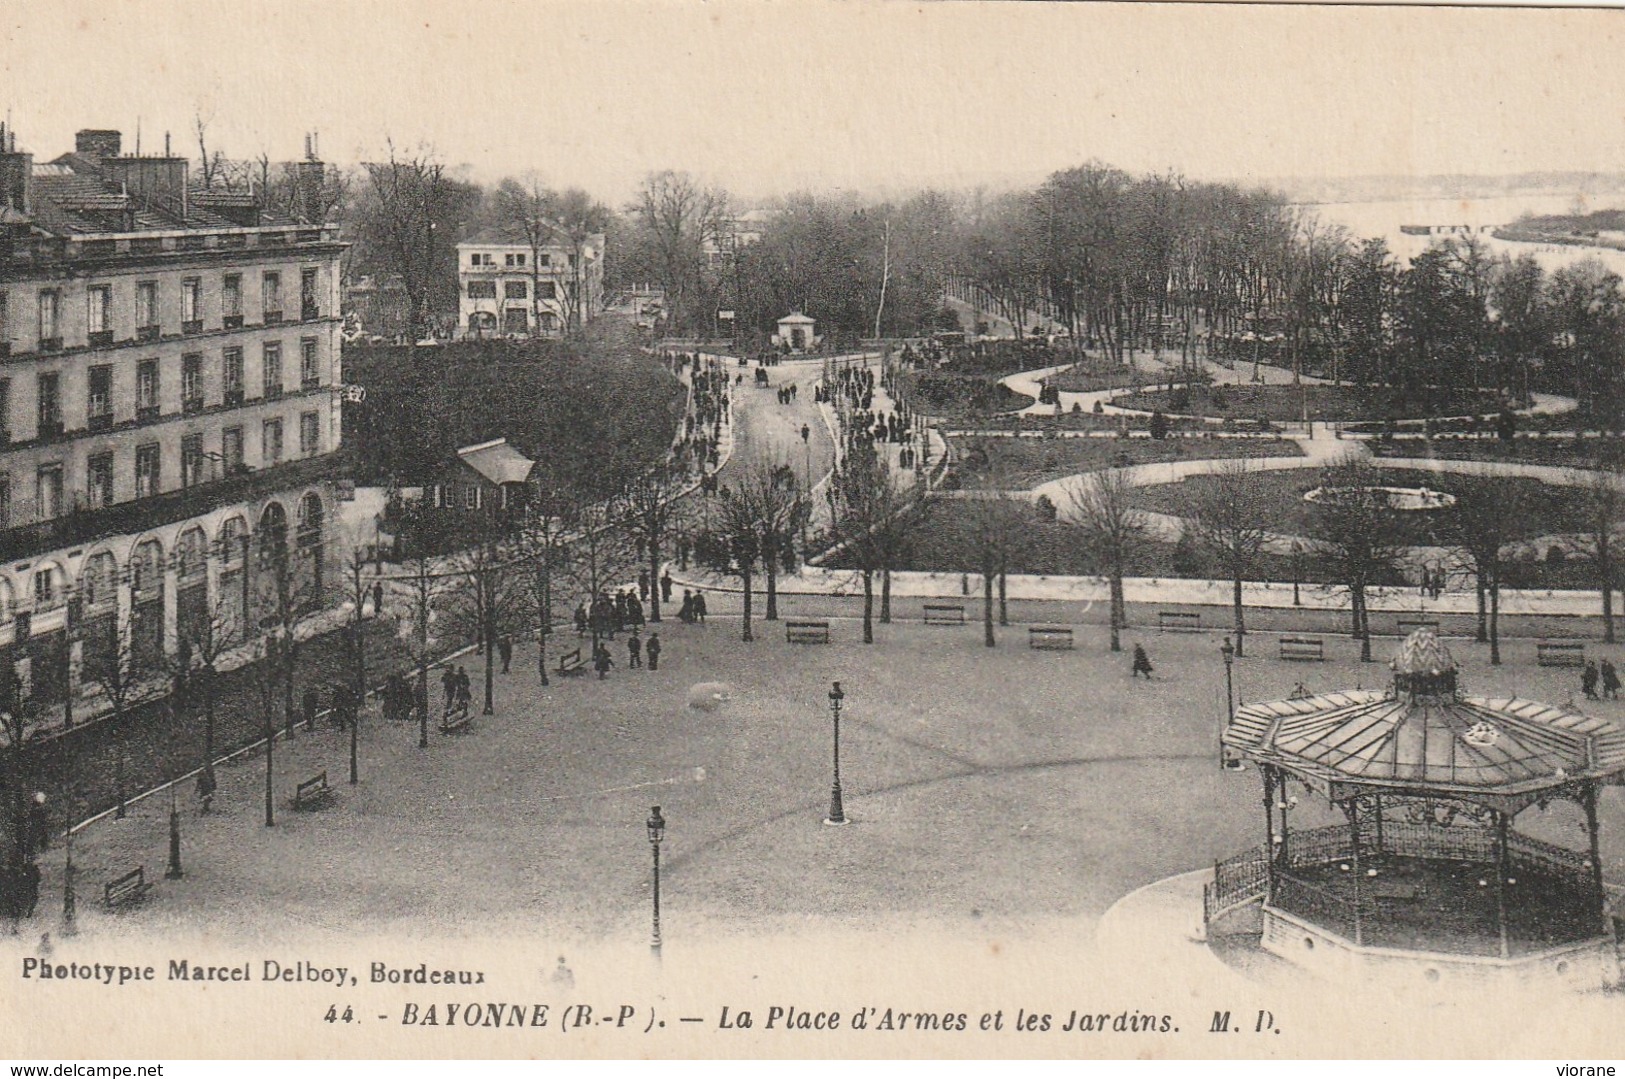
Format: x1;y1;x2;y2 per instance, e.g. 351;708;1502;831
459;225;605;251
456;438;535;486
777;312;816;325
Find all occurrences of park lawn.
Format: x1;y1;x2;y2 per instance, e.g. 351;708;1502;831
946;435;1303;490
899;371;1033;420
1125;468;1597;547
1372;435;1625;469
1116;383;1508;423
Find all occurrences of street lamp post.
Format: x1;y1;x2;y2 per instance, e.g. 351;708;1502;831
349;691;360;785
1220;637;1243;772
1292;542;1303;607
61;824;77;937
165;783;183;879
646;805;665;958
800;423;812;549
825;681;848;826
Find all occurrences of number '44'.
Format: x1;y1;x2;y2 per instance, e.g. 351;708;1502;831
325;1005;355;1024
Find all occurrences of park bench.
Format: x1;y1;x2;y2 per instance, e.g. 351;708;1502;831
1158;611;1201;632
1028;626;1074;651
786;620;831;645
555;648;586;678
1396;618;1440;637
1537;641;1587;668
440;703;472;735
923;604;966;626
1279;636;1325;662
293;771;335;811
103;867;153;911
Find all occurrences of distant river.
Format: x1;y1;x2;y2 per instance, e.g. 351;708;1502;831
1298;192;1625;276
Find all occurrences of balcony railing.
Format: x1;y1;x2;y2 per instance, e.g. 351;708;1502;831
264;311;283;326
183;396;205;415
38;418;64;438
223;314;244;330
39;337;62;353
263;386;284;401
87;412;114;432
224;388;245;408
301;302;320;322
0;451;350;563
136;404;160;422
136;325;161;343
88;330;114;348
182;320;204;336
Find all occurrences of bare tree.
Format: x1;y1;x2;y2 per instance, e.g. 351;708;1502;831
956;489;1028;648
1307;457;1406;662
1445;478;1520;665
1187;459;1271;657
564;493;638;652
1571;468;1624;644
360;143;459;340
1064;469;1148;653
707;481;766;642
521;489;576;687
442;516;523;717
633;171;729;335
619;462;686;625
827;448;913;644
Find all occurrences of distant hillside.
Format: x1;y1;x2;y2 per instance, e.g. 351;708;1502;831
1261;172;1625;206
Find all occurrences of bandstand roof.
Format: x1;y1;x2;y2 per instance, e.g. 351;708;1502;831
1225;629;1625;811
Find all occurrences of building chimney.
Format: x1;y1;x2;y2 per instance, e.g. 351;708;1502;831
75;129;123;160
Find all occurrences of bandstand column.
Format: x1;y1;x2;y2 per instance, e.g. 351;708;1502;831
1494;810;1511;960
1275;770;1291;865
1260;764;1276;858
1582;782;1609;933
1343;798;1364;946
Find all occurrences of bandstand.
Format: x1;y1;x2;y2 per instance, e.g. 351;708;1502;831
1206;630;1625;990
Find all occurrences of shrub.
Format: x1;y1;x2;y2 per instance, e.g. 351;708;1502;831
1035;495;1058;522
1149;410;1170;440
1169;387;1191;412
1546;544;1568;565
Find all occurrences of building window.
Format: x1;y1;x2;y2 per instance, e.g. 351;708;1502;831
182;277;202;330
300;338;319;388
537;281;557;300
222;426;244;473
262;272;282;320
538;253;550;267
505;280;528;300
223;274;242;318
464;485;478;509
136;281;158;331
182;354;204;411
87;365;113;428
134;443;161;499
36;463;62;520
504;308;529;335
224;347;244;404
299;411;319;456
36;372;61;435
86;451;114;509
37;289;60;346
262;342;283;398
136;359;160;419
263;418;284;464
506;253;527;267
87;285;112;341
35;568;54;606
181;433;205;487
467;280;497;299
301;267;319;320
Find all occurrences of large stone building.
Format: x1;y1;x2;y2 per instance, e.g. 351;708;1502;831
0;126;347;720
456;228;604;338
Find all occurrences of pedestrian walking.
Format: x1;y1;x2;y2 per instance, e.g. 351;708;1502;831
455;665;472;708
594;643;614;680
628;631;642;669
661;571;674;604
1583;660;1600;700
302;686;320;732
574;603;589;638
679;590;694;623
1603;659;1621;701
647;633;661;672
638;570;650;603
372;580;384;616
499;635;513;674
442;666;458;711
694;591;708;623
1131;644;1155;680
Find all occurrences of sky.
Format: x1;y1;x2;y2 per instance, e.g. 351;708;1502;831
4;0;1625;206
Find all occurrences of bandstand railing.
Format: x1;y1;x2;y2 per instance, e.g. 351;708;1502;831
1203;845;1270;926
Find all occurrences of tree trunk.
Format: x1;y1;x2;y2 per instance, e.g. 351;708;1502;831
263;699;275;828
648;544;662;623
880;568;892;624
982;562;996;648
765;545;779;621
482;592;495;716
1489;568;1502;666
1356;587;1372;662
1601;536;1615;644
1232;573;1246;658
862;569;874;644
1109;572;1124;653
998;567;1009;627
1475;572;1488;642
741;567;754;642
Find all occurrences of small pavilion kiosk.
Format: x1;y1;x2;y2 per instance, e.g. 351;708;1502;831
775;311;817;352
1208;630;1625;989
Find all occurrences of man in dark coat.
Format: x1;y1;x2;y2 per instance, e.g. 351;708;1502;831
1131;644;1154;680
646;633;661;672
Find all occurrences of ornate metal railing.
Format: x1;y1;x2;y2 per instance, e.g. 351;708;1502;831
1273;870;1361;942
1203;844;1270;927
